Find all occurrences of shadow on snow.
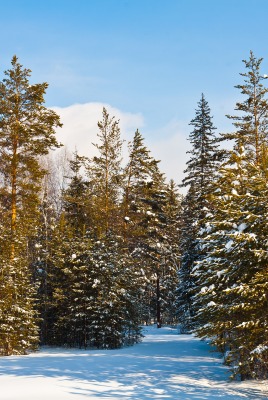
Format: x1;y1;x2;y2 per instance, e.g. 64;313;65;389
0;327;267;399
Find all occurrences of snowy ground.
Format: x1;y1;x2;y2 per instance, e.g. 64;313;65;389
0;326;267;400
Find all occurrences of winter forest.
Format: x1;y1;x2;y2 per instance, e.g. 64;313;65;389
0;51;267;382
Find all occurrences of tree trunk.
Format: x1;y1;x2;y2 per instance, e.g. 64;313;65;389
156;274;161;328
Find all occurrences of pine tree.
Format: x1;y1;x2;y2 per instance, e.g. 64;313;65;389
0;56;62;355
87;107;123;237
224;51;268;165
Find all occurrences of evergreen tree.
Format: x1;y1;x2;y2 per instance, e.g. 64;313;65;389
139;168;170;328
83;235;142;349
122;129;160;244
224;51;268;165
160;180;182;325
0;56;61;355
177;94;220;331
48;220;143;349
36;151;89;345
176;184;199;332
123;131;180;327
49;226;93;348
33;149;72;345
194;53;268;379
46;119;143;349
33;188;57;345
194;146;268;379
181;93;220;209
62;151;89;235
87;107;123;237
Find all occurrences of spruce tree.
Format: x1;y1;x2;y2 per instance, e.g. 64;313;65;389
181;93;219;209
194;146;268;379
83;235;142;349
160;180;181;325
123;130;180;327
176;184;199;332
177;94;220;331
48;216;143;349
122;129;160;244
36;152;90;345
62;151;89;235
194;53;268;379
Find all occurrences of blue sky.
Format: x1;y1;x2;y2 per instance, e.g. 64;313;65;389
1;0;268;186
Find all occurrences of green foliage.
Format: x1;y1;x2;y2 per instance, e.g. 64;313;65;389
225;51;268;165
0;237;39;355
1;50;267;381
47;223;143;349
177;94;220;332
181;93;220;204
123;131;181;327
193;52;268;380
0;56;61;355
194;147;268;379
86;107;123;236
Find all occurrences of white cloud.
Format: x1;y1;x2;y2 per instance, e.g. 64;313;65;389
146;119;190;192
51;102;189;194
52;102;144;158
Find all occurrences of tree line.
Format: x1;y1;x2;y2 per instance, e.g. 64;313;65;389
0;52;267;381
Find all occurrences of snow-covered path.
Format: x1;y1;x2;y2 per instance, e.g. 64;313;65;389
0;326;267;399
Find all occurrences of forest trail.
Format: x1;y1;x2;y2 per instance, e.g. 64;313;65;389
0;326;267;399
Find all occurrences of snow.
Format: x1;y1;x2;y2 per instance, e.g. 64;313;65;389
207;301;216;306
238;223;247;232
231;188;238;195
251;345;268;355
92;279;100;288
226;240;234;250
232;180;240;186
216;270;225;278
146;210;154;216
0;326;267;399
